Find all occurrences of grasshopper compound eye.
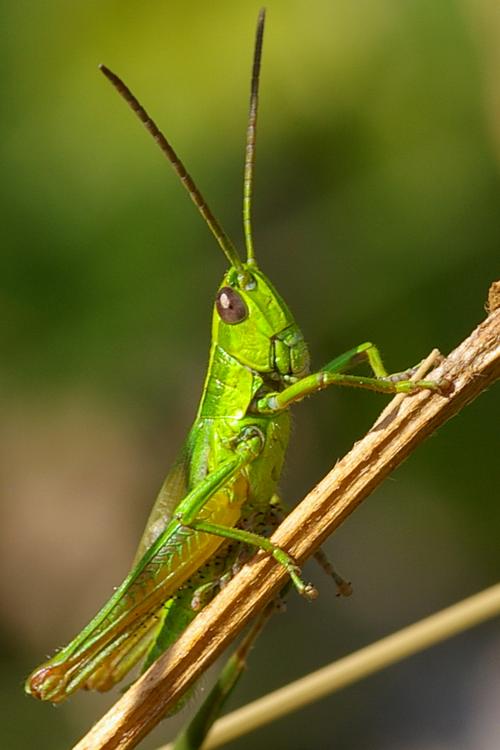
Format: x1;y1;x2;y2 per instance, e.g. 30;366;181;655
216;287;248;324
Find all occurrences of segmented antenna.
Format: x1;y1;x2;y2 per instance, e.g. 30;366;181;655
243;8;266;264
99;64;243;271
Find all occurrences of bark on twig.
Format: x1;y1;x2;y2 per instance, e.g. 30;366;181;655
159;583;500;750
73;304;500;750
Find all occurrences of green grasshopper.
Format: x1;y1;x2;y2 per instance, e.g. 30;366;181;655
26;9;442;705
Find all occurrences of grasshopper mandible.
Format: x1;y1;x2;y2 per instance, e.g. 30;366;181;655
26;9;442;704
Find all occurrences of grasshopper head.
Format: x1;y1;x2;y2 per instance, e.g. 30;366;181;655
213;264;310;382
207;11;310;382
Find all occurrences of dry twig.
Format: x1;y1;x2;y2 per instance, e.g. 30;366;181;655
73;302;500;750
158;582;500;750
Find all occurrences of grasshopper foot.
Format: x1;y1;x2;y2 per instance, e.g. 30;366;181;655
303;583;319;601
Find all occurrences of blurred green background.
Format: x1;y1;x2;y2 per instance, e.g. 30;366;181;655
2;1;499;748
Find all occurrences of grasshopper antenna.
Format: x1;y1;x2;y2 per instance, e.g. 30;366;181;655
99;64;243;272
243;8;265;265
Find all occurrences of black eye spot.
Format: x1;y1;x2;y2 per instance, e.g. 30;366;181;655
216;286;248;324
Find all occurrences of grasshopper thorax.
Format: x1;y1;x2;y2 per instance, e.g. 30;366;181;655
212;264;310;382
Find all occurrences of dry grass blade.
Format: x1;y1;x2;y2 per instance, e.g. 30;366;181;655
73;301;500;750
157;582;500;750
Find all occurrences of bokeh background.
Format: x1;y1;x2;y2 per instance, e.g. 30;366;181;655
2;1;499;748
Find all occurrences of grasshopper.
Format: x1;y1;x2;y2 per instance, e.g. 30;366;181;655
26;9;442;705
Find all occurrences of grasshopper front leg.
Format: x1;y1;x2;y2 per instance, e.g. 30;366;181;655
255;342;444;413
